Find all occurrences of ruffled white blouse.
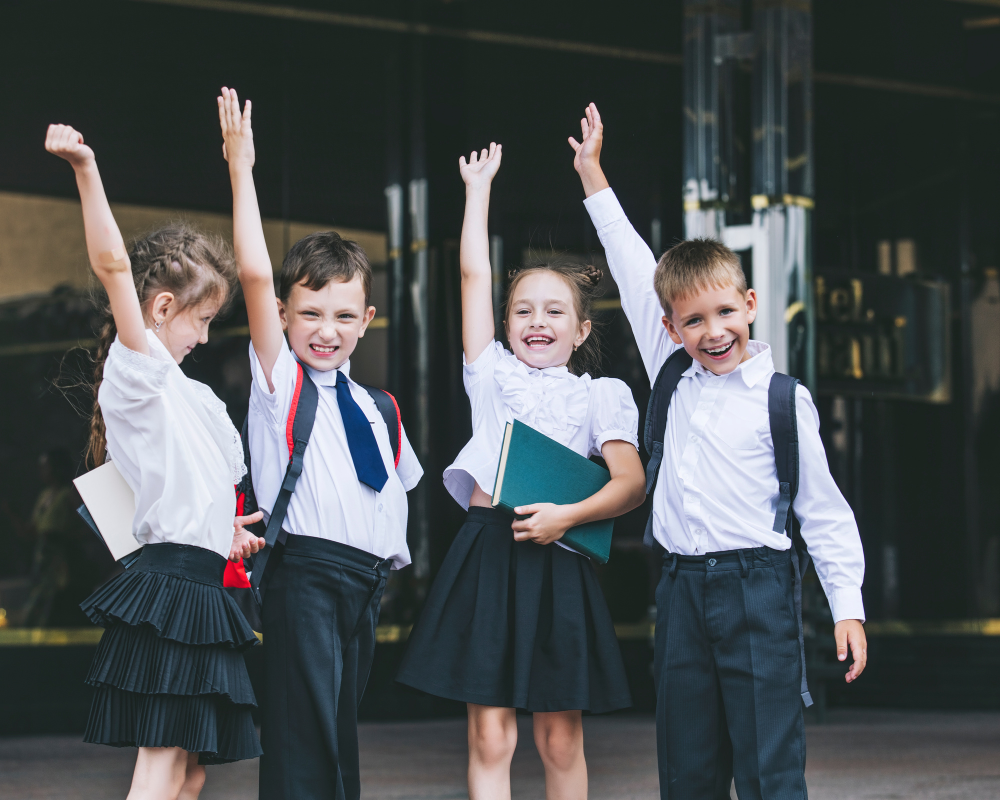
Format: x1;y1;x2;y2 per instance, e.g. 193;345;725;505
443;340;640;509
99;329;246;559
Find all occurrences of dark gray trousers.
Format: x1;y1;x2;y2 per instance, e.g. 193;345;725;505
653;546;807;800
259;534;390;800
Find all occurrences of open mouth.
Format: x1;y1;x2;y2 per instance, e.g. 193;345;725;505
703;340;736;360
523;335;554;350
310;343;339;357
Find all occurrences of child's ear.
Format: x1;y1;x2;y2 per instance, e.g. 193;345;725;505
745;288;758;326
276;298;289;331
662;314;683;346
150;291;175;328
358;305;377;337
575;318;592;348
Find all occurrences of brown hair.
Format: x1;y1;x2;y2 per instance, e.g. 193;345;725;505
504;261;604;377
654;238;746;318
86;223;236;467
279;231;372;306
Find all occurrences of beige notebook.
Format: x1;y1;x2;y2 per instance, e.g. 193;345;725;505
73;461;141;561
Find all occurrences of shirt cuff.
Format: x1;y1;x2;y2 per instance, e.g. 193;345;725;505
595;429;639;453
827;587;866;624
583;187;626;231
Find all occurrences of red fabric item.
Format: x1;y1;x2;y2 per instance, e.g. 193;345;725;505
224;558;251;588
384;390;403;468
285;363;304;460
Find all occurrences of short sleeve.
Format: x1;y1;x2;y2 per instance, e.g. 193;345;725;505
103;339;171;399
462;339;505;388
395;423;424;493
590;378;640;456
248;340;298;427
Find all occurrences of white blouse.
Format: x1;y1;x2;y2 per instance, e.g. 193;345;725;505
443;340;640;510
99;329;246;559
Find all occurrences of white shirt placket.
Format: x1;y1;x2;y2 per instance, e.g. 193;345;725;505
679;373;725;554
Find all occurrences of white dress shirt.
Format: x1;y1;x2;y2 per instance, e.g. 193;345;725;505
248;342;423;568
100;329;246;559
584;188;866;623
444;339;640;517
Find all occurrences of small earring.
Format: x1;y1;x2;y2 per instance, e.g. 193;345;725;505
154;320;163;331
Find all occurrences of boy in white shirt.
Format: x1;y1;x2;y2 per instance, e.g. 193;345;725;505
218;89;423;800
569;103;867;799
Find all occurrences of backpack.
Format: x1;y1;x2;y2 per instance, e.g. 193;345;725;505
223;363;402;631
643;347;814;706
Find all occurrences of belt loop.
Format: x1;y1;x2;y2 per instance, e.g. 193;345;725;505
738;550;748;578
668;553;678;578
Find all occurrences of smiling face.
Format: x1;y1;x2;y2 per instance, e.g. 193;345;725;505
151;294;223;364
505;271;591;370
279;276;376;371
662;282;758;375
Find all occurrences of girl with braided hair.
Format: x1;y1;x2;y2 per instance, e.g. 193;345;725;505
397;143;647;799
45;124;263;799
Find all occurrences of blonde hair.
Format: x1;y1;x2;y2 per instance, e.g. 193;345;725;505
654;238;747;318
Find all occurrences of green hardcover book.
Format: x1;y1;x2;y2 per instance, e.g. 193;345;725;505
491;419;614;564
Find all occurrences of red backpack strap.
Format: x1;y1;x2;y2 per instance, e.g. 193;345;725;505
359;384;402;468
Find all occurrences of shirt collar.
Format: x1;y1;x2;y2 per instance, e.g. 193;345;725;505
297;354;351;387
681;340;773;387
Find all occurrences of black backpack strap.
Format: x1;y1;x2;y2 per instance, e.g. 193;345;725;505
248;363;318;595
642;348;694;548
768;373;800;536
359;384;402;468
768;371;813;707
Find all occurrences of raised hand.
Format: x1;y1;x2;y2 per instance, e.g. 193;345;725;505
229;511;265;562
218;87;254;171
568;103;610;197
459;142;502;192
45;124;96;170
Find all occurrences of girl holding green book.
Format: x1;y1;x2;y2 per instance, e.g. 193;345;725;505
397;143;647;800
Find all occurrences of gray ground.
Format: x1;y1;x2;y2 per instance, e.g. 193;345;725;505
1;710;998;799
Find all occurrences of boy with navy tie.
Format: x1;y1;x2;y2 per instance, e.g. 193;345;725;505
570;103;867;799
219;89;422;800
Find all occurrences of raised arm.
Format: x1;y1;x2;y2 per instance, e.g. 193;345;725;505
570;104;678;383
45;125;147;356
458;143;502;363
219;87;285;392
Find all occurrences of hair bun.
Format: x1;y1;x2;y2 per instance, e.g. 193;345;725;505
582;265;603;286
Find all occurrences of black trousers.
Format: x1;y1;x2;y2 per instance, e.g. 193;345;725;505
653;547;807;800
259;534;391;800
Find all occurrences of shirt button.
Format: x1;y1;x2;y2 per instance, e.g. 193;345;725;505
378;504;384;512
689;434;698;443
708;558;717;567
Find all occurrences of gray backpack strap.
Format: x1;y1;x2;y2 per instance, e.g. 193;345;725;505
642;349;694;549
768;372;813;707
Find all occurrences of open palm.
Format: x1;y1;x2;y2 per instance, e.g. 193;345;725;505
459;142;503;190
568;103;604;175
218;86;255;169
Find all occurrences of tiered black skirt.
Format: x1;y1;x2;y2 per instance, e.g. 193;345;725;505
396;507;632;713
80;543;262;765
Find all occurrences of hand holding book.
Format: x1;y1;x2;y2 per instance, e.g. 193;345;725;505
511;502;580;546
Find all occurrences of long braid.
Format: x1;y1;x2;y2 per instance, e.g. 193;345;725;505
82;222;237;469
86;317;117;468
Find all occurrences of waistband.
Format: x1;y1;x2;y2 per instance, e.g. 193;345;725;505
466;505;512;525
131;542;227;584
663;546;790;572
283;533;392;576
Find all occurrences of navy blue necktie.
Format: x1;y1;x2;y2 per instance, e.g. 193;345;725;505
335;371;388;492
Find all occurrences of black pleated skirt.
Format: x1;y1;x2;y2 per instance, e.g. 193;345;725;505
396;507;632;713
80;542;263;765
